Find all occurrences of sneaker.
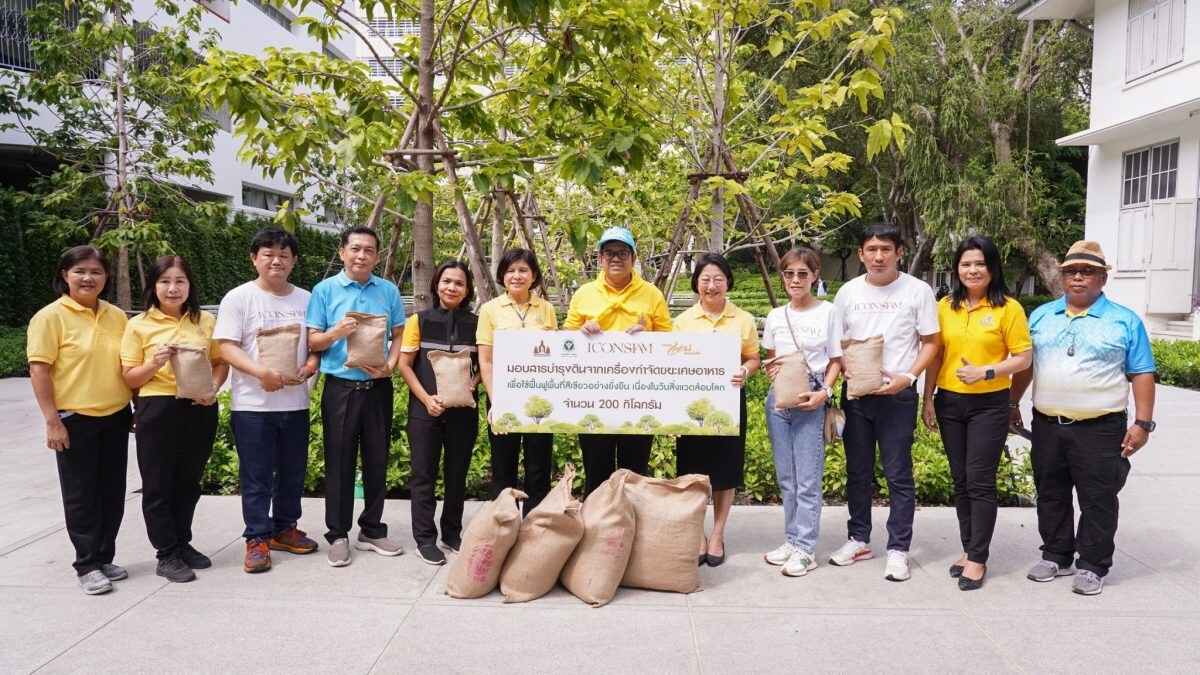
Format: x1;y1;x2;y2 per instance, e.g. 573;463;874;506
884;550;911;582
78;570;113;595
1072;569;1104;596
440;537;462;554
782;550;818;577
100;563;128;581
416;544;447;566
327;538;351;567
355;532;404;557
271;527;319;555
156;556;196;583
244;539;272;573
1027;559;1075;582
764;543;796;566
829;539;874;567
178;543;212;569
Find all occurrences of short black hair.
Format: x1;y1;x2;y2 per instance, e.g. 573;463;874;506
340;225;380;249
53;246;109;296
859;222;904;250
431;260;475;308
142;255;202;323
691;252;735;293
949;236;1010;310
251;228;300;257
495;248;543;289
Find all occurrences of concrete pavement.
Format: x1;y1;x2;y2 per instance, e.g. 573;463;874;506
1;376;1199;673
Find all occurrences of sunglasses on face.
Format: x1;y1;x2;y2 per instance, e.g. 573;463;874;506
600;249;632;261
782;270;811;281
1061;267;1100;278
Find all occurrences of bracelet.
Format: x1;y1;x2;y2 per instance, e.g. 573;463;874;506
1008;402;1020;410
738;365;750;378
904;372;918;383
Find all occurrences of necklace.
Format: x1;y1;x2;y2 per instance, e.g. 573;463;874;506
511;301;532;327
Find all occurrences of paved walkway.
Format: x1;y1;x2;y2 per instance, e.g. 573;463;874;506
1;377;1198;673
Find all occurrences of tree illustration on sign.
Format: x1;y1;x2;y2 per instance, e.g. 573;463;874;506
636;415;661;432
495;413;521;432
579;414;603;431
686;398;715;425
524;396;553;425
704;411;734;433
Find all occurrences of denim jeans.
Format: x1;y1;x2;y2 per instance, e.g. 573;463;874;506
230;409;310;541
766;382;826;552
842;383;918;551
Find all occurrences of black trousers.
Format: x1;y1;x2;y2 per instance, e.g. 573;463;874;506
579;433;652;497
408;411;478;546
321;376;393;544
56;406;132;575
1031;409;1130;577
489;430;553;515
135;396;218;559
934;389;1009;564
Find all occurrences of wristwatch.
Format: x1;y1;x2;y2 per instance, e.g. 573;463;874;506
984;368;996;381
1134;419;1156;433
823;386;834;398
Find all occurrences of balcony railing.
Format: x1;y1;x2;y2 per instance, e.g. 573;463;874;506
1;0;88;73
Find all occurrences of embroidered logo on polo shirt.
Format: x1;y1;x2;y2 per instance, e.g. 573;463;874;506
980;314;995;327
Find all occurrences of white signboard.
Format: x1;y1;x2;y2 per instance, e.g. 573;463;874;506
490;330;741;436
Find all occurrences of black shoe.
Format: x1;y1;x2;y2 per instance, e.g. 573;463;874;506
958;567;986;591
697;553;708;566
178;543;212;569
949;563;965;578
706;550;726;567
416;544;446;566
156;556;197;583
440;537;461;554
100;563;128;581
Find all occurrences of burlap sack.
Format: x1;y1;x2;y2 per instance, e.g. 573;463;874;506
256;323;302;383
343;312;388;370
620;470;710;594
427;349;476;408
560;469;636;607
168;343;215;400
500;464;584;603
764;351;810;410
841;334;885;399
445;487;528;599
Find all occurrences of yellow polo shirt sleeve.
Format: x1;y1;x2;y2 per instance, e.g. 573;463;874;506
401;314;421;352
935;297;1031;394
645;291;673;332
563;288;591;330
736;309;759;359
476;298;499;346
28;298;130;416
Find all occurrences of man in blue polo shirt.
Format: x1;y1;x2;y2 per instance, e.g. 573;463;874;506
1010;240;1156;596
307;226;406;567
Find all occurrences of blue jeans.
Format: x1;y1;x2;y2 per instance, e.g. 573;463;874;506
230;410;310;541
766;384;826;552
842;384;918;551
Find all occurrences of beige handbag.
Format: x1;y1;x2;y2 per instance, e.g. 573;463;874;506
427;348;476;408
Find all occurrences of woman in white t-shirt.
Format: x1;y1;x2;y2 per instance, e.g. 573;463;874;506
761;247;843;579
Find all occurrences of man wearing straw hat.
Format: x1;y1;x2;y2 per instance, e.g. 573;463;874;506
1010;241;1157;596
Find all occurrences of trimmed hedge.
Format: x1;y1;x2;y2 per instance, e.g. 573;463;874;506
0;326;27;378
1152;339;1200;389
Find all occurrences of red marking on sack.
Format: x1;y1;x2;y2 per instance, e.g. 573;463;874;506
467;543;494;582
601;528;627;559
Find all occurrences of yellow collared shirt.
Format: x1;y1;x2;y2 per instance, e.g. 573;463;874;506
563;270;672;332
27;296;131;416
476;294;558;346
673;299;759;360
120;307;220;397
935;296;1032;394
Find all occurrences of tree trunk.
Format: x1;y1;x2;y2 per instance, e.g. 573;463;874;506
110;1;132;310
1016;240;1063;297
653;178;703;290
708;19;726;253
412;0;436;311
906;233;936;279
491;190;506;272
433;120;498;302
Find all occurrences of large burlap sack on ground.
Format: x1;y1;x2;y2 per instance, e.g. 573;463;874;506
560;469;636;607
841;334;885;399
500;464;584;603
168;343;215;400
427;349;476;408
445;488;527;599
764;351;810;410
343;312;388;370
256;323;303;383
620;470;710;594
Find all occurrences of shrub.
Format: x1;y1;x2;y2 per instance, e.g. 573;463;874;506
1152;339;1200;389
1017;294;1054;316
0;326;28;377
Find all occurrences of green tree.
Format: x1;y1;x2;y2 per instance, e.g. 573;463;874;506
687;398;716;425
495;412;521;431
635;415;661;433
579;414;603;432
704;410;735;432
524;396;553;425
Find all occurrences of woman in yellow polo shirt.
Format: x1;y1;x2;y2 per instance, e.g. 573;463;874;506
921;236;1031;591
27;246;133;595
673;253;760;567
477;248;558;514
121;255;228;583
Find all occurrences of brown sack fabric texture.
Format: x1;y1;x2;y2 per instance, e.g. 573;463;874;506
343;312;388;370
168;343;215;400
500;464;584;603
445;487;527;599
427;349;476;408
560;469;636;607
841;334;885;399
256;323;302;383
620;470;710;594
764;351;810;410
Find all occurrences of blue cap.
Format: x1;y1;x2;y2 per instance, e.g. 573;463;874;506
598;226;636;253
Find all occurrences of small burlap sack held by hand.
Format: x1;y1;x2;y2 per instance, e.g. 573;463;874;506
840;334;885;399
343;312;388;370
427;349;476;408
620;470;710;594
763;351;810;410
168;343;215;400
500;464;584;603
445;487;527;599
256;324;302;383
560;469;636;607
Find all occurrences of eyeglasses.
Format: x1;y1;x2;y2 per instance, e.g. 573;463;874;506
781;270;811;281
697;276;727;286
1061;267;1100;278
600;249;632;261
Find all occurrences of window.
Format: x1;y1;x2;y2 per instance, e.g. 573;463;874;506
1122;140;1179;207
364;57;409;77
1;0;84;72
365;18;419;38
242;184;291;211
245;0;291;32
198;0;230;22
1126;0;1185;81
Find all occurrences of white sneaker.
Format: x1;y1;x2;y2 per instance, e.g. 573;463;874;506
764;543;796;566
782;550;818;577
884;550;911;582
828;539;874;566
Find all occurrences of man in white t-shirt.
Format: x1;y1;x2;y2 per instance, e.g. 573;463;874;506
215;229;321;574
831;223;940;582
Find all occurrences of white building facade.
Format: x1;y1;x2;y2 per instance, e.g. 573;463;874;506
1018;0;1200;339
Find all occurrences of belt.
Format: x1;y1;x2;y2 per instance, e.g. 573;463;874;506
326;374;386;391
1033;409;1124;426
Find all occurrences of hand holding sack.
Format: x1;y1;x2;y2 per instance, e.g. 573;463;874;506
427;349;476;408
763;351;809;411
168;343;216;400
560;469;636;607
500;464;584;603
619;470;710;594
841;334;885;399
343;312;388;370
255;323;303;384
445;487;527;599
